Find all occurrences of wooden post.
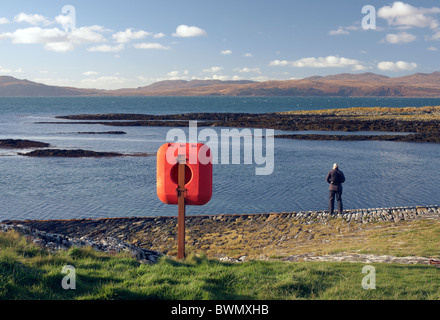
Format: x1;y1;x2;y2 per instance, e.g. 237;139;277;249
177;155;186;260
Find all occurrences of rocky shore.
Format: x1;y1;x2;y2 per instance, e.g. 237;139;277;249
18;149;126;158
18;149;154;158
48;106;440;143
3;205;440;265
74;131;127;135
1;140;154;158
0;223;162;264
0;139;50;149
53;111;440;134
276;133;440;143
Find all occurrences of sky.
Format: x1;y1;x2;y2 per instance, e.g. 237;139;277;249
0;0;439;89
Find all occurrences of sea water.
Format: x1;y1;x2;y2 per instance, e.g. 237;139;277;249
1;96;440;221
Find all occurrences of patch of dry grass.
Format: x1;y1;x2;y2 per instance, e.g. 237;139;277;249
280;106;440;121
182;217;440;260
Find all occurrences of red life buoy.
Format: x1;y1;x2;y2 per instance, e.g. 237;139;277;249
157;143;212;206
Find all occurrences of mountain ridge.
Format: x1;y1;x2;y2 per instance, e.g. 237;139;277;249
1;72;440;97
0;76;101;97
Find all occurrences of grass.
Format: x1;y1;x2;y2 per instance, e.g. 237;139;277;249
181;217;440;260
1;230;440;300
280;106;440;121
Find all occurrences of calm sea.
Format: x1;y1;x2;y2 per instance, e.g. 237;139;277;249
1;96;440;221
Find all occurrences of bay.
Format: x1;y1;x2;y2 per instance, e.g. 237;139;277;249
1;96;440;221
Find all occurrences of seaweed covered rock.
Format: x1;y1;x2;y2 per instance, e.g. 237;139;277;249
19;149;124;158
0;139;50;149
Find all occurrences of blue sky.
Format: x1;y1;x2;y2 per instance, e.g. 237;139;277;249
0;0;439;89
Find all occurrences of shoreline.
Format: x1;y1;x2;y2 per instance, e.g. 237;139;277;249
2;106;440;263
45;106;440;143
3;205;439;264
3;106;440;148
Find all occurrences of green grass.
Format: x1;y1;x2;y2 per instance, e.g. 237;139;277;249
1;230;440;300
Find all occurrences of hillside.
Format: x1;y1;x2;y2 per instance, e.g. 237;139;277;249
110;79;256;95
110;72;440;97
2;72;440;97
0;76;99;97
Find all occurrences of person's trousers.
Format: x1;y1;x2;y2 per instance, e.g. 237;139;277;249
329;190;343;214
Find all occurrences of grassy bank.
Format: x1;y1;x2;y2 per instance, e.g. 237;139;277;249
1;230;439;300
21;208;440;261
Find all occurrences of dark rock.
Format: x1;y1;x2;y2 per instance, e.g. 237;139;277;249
0;139;50;149
46;110;440;143
19;149;125;158
0;223;163;264
75;131;127;135
18;149;155;158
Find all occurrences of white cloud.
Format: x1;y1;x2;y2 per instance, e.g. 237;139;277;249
153;32;166;39
381;31;417;44
234;67;261;74
0;66;24;74
221;49;232;55
431;30;440;40
203;66;223;73
0;66;12;73
270;55;366;71
172;25;207;38
203;74;231;81
80;76;129;89
329;27;350;36
14;13;52;26
0;17;10;25
112;28;151;43
70;26;107;43
351;64;369;71
83;71;99;76
167;71;180;77
0;27;65;44
33;77;78;87
54;13;76;31
137;75;153;83
377;60;418;71
269;60;291;67
427;46;438;51
250;76;270;82
243;53;253;57
45;41;75;52
166;70;189;80
378;2;440;29
87;44;124;52
133;42;170;50
0;25;107;52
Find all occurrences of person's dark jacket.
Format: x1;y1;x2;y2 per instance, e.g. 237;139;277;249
326;168;345;191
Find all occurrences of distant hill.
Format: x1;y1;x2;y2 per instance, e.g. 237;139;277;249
2;72;440;97
110;79;256;95
88;71;440;97
302;72;390;82
0;76;99;97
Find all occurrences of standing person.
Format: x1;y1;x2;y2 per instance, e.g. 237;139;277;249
326;163;345;215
